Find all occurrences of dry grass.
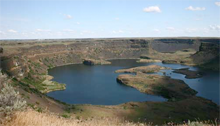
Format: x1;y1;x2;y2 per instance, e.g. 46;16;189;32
2;109;216;126
1;109;146;126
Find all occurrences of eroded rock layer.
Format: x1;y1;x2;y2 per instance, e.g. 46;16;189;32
0;38;219;92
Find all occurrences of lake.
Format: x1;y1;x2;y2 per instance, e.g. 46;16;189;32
47;59;219;105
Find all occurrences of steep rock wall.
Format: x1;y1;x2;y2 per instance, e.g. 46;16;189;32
1;39;151;79
151;39;200;53
191;41;220;65
0;38;219;80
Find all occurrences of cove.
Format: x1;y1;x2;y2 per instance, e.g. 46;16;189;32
47;59;219;105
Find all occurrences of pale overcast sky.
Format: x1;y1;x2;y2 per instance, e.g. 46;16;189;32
0;0;220;39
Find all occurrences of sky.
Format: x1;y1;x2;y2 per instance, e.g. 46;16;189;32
0;0;220;39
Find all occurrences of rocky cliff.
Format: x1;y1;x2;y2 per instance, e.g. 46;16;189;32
191;41;220;70
0;38;219;91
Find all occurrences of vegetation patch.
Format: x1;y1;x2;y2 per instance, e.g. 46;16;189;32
115;65;169;73
20;75;65;93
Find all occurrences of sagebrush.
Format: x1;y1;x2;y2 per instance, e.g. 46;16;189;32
0;71;26;121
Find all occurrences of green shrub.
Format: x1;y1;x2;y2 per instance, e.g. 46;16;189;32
36;107;42;113
61;113;71;118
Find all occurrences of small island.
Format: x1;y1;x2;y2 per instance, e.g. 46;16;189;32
136;59;162;63
117;73;197;100
173;68;202;79
116;65;197;100
115;65;169;73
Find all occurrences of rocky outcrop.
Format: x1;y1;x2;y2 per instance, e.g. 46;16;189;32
162;60;179;64
83;59;111;66
191;42;219;64
190;42;219;70
173;68;202;79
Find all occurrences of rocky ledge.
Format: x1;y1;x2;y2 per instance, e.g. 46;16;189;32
173;68;202;79
162;60;179;64
83;59;111;66
41;75;66;93
115;65;169;73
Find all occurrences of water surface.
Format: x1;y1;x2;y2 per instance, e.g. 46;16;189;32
47;59;166;105
47;59;219;105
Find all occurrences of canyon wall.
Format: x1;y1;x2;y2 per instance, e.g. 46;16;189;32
150;39;201;52
0;38;219;80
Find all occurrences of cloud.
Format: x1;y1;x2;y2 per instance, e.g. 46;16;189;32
0;31;5;34
186;6;205;11
195;18;202;21
21;32;27;35
185;28;197;33
13;18;30;22
166;27;175;31
36;29;51;32
8;29;17;33
80;30;95;35
112;30;124;34
115;17;120;20
202;28;209;33
209;25;220;31
153;29;160;32
143;6;161;13
194;14;205;21
76;22;80;25
66;14;72;19
59;13;73;19
63;29;76;32
215;2;220;6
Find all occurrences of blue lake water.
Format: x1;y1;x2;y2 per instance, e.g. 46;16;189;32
47;59;219;105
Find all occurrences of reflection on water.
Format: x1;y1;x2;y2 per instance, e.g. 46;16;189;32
47;59;219;105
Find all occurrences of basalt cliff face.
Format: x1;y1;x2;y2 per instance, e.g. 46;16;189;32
1;39;151;78
0;38;219;80
150;39;201;52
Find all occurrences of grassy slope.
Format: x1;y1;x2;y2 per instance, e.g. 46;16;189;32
9;77;219;125
2;109;141;126
3;108;218;126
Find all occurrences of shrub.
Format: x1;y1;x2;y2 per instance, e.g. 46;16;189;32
0;71;26;121
61;113;71;118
